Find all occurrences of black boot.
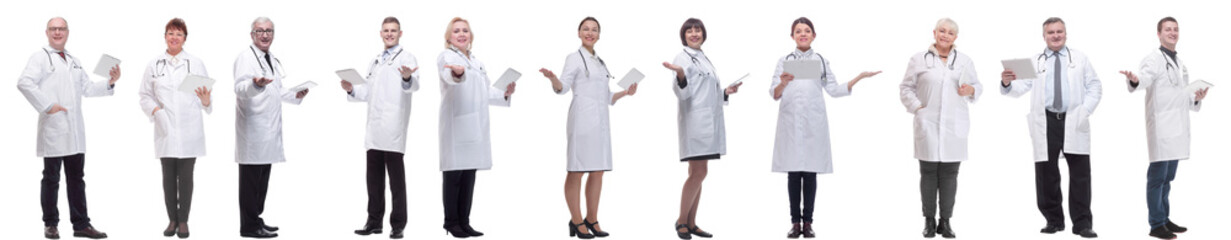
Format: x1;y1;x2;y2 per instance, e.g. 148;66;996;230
936;218;956;238
1165;220;1187;233
923;218;937;238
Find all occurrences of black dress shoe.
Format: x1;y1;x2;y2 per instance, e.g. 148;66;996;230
674;224;691;240
1074;229;1098;238
1149;226;1176;239
787;223;802;238
462;225;484;237
800;222;814;238
164;222;177;237
262;225;279;232
444;225;471;238
390;228;404;239
688;225;713;238
44;226;60;239
936;218;956;238
72;227;108;239
1165;220;1187;233
176;231;190;239
922;218;937;238
240;229;278;238
582;219;608;237
1040;225;1065;234
569;221;595;239
354;223;383;235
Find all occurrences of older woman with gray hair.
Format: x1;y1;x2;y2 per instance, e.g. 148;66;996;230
898;18;982;239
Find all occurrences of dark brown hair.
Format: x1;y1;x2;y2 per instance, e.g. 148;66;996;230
679;18;706;46
166;18;187;37
578;16;600;32
1157;16;1177;33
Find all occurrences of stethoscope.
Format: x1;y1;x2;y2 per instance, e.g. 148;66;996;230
1159;49;1182;84
152;58;191;78
42;48;82;72
784;51;828;80
684;47;717;78
448;47;479;70
578;49;612;79
924;50;957;70
368;48;404;78
249;46;284;77
1036;47;1075;74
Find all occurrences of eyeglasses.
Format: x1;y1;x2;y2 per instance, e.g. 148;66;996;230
252;29;275;36
47;27;68;32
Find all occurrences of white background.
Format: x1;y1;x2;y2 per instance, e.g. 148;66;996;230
1;0;1228;239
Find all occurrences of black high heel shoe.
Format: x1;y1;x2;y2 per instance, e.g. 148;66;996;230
583;219;609;237
444;225;471;238
462;225;484;237
569;221;595;239
163;222;177;237
675;223;692;239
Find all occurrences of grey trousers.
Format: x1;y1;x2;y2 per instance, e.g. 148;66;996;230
920;160;960;219
161;158;196;222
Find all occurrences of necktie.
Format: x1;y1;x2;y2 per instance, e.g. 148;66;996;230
263;53;274;75
57;52;66;61
1052;51;1062;111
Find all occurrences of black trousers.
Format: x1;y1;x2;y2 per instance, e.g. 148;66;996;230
920;161;960;219
1036;111;1093;231
442;169;477;228
41;153;93;230
787;171;817;223
366;150;408;230
161;158;196;223
239;164;272;232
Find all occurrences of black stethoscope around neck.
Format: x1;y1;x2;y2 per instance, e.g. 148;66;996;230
578;49;612;79
153;54;191;78
42;48;81;72
1036;47;1075;73
249;46;283;76
924;49;957;70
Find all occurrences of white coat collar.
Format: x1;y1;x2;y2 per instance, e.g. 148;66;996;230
43;45;68;54
250;44;272;59
791;48;815;58
683;46;703;56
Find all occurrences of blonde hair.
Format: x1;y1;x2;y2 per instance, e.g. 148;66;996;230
935;18;958;34
444;17;472;49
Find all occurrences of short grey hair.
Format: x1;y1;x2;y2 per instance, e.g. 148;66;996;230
934;18;958;34
252;17;273;30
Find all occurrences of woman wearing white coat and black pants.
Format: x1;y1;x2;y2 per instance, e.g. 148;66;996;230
437;17;515;238
1118;17;1206;240
344;17;419;239
138;18;211;239
1000;17;1102;238
770;17;879;239
899;18;981;239
539;17;636;239
661;18;742;240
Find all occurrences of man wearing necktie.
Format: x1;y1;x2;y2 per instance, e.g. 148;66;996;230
17;17;120;240
1000;17;1103;238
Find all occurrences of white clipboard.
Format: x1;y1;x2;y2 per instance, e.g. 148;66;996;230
1186;79;1213;94
617;68;644;90
728;73;750;88
336;69;366;85
178;75;215;94
492;68;521;92
784;60;822;79
92;54;120;77
288;81;317;93
1001;58;1039;80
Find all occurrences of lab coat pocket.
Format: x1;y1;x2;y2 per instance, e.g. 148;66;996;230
686;107;715;146
1154;109;1184;139
453;113;481;144
154;110;172;138
1075;107;1091;134
43;112;71;136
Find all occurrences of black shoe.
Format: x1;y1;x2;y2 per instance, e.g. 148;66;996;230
569;221;595;239
45;226;60;239
354;223;383;235
462;225;483;237
923;218;937;238
674;224;691;240
1040;224;1065;234
936;218;956;238
261;225;279;232
1074;229;1098;238
1149;226;1176;239
72;227;108;239
582;219;608;237
164;222;177;237
389;229;404;239
800;222;814;238
787;223;802;239
1165;220;1187;233
176;231;190;239
688;225;713;238
444;225;471;238
240;229;278;238
176;223;190;239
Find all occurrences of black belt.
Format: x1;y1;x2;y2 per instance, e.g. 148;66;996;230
1046;111;1066;120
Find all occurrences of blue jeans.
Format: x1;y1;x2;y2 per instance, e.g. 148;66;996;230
1146;160;1179;228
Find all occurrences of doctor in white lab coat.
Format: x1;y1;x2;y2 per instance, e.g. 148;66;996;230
436;17;514;238
232;17;307;239
661;18;742;240
1117;17;1205;239
770;17;880;238
137;18;211;237
342;17;419;239
999;17;1102;238
538;17;636;238
16;17;117;239
898;18;980;239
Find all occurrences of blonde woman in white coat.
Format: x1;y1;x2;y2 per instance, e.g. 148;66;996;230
539;17;636;239
661;18;742;240
771;17;880;239
1117;17;1206;240
137;18;211;238
899;18;981;239
437;17;515;238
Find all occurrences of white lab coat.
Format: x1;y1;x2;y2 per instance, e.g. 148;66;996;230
1001;47;1102;162
1129;49;1201;162
672;47;727;160
233;45;303;164
138;51;212;159
17;46;116;157
437;47;510;171
899;46;983;162
348;45;420;153
769;49;848;173
555;46;615;171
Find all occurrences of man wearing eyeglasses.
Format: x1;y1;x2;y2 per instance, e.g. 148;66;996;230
343;16;420;239
1000;17;1103;238
232;16;309;239
17;17;119;240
